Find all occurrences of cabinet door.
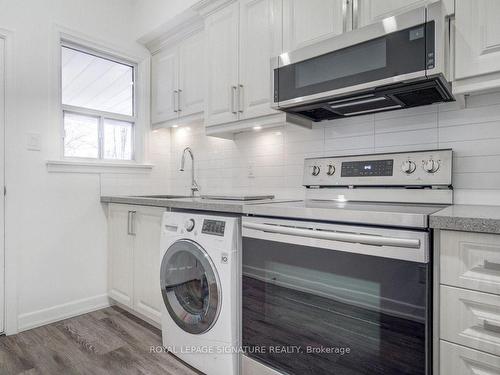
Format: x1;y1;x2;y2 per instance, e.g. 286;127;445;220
239;0;279;120
357;0;429;28
205;2;240;127
133;206;165;324
282;0;345;52
108;204;134;307
455;0;500;80
151;47;179;125
179;32;205;117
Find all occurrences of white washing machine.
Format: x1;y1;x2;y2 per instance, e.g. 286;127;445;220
160;211;240;375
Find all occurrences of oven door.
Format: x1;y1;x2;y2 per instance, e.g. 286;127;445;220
242;216;431;375
272;5;437;109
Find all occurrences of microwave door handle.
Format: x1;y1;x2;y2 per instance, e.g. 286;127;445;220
342;0;349;33
352;0;359;29
242;222;421;249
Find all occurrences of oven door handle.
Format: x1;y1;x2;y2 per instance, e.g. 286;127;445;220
242;222;421;249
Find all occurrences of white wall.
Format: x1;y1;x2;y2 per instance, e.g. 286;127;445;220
166;91;500;206
131;0;199;40
0;0;168;333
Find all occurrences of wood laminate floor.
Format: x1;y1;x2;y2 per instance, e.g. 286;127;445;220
0;306;201;375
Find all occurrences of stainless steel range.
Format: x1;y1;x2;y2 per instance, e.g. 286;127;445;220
241;149;453;375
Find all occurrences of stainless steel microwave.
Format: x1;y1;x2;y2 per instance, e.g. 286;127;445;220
271;1;453;124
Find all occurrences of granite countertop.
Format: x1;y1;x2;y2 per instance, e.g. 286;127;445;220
430;205;500;234
100;195;286;214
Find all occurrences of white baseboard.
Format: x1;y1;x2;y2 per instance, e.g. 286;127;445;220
17;294;111;332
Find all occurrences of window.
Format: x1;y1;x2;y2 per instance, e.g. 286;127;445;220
61;43;135;160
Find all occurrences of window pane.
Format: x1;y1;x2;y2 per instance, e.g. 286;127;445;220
62;46;134;116
64;112;99;158
103;119;133;160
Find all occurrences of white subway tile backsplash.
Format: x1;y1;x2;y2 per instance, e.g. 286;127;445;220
454;156;500;173
375;128;438;148
375;112;437;134
324;135;374;151
453;172;500;189
439;121;500;142
143;90;500;205
324;119;374;139
438;103;500;127
440;138;500;157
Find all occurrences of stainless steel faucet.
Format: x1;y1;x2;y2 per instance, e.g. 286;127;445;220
180;147;200;197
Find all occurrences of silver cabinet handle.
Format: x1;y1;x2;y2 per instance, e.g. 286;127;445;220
231;85;238;114
127;211;137;235
238;84;244;113
484;320;500;334
177;89;182;112
173;90;178;113
484;260;500;271
352;0;359;29
242;222;421;249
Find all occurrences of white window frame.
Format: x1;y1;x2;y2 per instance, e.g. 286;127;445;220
60;40;138;162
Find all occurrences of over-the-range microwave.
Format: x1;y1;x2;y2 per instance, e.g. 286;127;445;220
271;1;454;125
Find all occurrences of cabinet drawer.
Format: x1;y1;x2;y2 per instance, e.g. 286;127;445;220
441;340;500;375
441;230;500;295
441;285;500;356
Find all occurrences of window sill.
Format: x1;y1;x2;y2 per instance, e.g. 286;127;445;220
46;160;154;174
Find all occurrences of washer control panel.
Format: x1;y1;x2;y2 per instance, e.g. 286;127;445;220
202;219;226;236
303;149;452;187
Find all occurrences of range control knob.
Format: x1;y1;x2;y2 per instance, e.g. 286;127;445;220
184;219;195;232
327;164;336;176
312;166;321;176
401;160;416;174
423;159;440;173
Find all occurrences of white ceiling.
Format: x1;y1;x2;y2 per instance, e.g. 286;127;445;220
62;47;134;116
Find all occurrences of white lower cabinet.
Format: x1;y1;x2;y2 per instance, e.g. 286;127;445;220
441;285;500;357
108;204;165;324
439;230;500;372
108;204;135;307
441;341;500;375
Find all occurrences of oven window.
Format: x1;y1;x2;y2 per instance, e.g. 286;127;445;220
242;238;429;375
295;39;387;88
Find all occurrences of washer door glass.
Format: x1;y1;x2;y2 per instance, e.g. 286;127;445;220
160;239;221;334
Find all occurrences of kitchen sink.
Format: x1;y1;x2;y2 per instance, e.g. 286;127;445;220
133;195;192;199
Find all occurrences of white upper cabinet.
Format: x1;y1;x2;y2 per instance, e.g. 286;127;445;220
151;47;178;125
205;2;240;127
455;0;500;81
282;0;345;52
239;0;279;119
151;31;204;127
357;0;430;28
204;0;281;132
179;32;205;117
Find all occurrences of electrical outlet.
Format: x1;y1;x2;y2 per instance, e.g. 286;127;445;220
247;165;255;179
26;133;41;151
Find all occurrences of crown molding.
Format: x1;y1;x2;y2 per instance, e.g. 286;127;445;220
138;0;242;53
